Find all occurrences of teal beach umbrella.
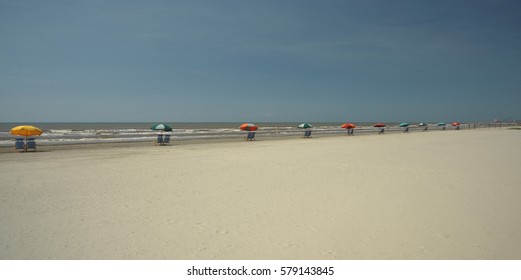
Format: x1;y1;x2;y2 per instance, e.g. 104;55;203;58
399;122;410;127
437;122;446;126
298;123;313;129
151;123;173;132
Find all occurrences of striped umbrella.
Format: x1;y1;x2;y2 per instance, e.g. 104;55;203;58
150;123;173;132
298;123;313;129
240;123;258;131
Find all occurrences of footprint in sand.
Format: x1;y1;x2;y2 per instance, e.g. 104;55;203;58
216;229;228;235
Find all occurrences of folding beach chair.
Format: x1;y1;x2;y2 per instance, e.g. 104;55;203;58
163;135;171;145
304;130;312;138
15;138;25;151
26;138;37;151
156;135;164;145
246;132;256;141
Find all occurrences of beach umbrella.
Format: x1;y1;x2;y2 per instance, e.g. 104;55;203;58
150;124;173;134
437;122;446;126
342;123;356;135
419;122;428;127
399;122;410;127
451;122;461;126
240;123;258;131
10;125;43;152
10;125;43;137
298;123;313;129
374;123;386;134
341;123;356;129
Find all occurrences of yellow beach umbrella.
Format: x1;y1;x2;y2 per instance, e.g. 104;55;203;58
10;125;43;137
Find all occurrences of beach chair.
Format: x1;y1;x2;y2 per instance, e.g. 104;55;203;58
26;138;36;151
246;132;256;141
304;130;312;138
15;138;25;151
156;135;164;145
163;135;171;145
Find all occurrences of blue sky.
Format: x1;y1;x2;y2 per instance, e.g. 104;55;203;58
1;0;520;122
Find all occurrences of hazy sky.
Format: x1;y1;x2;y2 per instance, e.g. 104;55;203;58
1;0;520;122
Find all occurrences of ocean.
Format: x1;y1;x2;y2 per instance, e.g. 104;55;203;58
0;122;455;146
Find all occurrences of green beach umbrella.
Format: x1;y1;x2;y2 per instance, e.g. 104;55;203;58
419;122;428;127
437;122;446;126
298;123;313;129
151;123;173;132
399;122;410;127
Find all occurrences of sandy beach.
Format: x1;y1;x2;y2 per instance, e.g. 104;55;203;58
0;129;520;259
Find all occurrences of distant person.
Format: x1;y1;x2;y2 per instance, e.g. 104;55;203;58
379;128;385;134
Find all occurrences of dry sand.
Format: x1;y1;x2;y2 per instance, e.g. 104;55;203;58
1;129;520;259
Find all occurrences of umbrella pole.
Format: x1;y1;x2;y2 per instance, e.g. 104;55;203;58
25;136;27;152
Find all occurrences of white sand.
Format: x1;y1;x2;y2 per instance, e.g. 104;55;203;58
1;129;520;259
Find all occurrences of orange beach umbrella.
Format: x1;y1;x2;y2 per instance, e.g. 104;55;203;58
10;125;43;137
373;123;386;128
239;123;258;131
341;123;356;129
451;122;461;126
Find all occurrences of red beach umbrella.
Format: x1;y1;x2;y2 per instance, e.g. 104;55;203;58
240;123;258;131
373;123;386;128
451;122;461;126
341;123;356;129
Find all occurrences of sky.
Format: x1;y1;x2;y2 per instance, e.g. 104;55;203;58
1;0;520;122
